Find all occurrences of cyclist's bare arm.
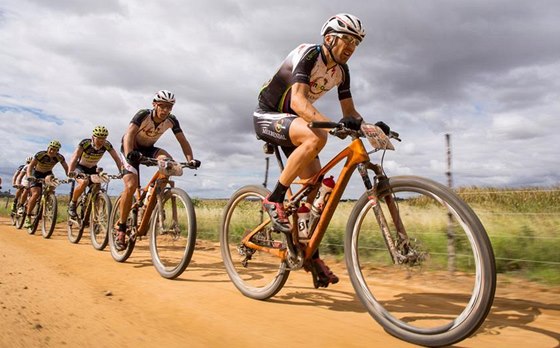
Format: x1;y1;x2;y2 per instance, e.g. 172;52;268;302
291;82;331;123
26;159;37;178
12;168;22;185
339;97;363;120
174;132;194;162
108;147;124;171
15;170;26;185
61;160;70;176
122;122;140;156
67;146;84;173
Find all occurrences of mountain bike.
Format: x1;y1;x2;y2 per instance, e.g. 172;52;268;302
67;172;121;249
11;185;28;227
108;157;199;279
22;176;71;238
220;122;496;347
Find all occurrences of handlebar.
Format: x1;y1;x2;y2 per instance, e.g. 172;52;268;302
308;121;401;142
140;157;201;170
72;173;122;179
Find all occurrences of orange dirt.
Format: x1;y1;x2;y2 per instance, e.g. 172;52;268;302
0;217;559;347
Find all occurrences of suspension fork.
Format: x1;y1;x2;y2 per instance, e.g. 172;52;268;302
155;179;174;231
357;163;409;264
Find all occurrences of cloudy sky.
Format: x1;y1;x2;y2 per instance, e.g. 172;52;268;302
1;0;559;199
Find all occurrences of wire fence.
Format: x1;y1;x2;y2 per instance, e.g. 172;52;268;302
3;187;559;278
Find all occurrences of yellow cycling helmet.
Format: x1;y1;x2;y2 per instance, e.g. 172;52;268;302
48;140;62;150
92;125;109;138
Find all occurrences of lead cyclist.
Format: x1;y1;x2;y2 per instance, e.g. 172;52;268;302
253;13;390;288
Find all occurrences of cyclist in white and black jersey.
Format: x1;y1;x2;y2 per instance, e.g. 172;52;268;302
114;90;199;250
67;126;123;218
254;14;390;288
10;156;32;214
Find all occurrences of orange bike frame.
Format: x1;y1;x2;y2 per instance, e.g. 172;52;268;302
134;170;172;237
244;137;370;260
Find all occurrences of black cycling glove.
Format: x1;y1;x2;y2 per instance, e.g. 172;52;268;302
189;159;201;168
375;121;390;135
126;150;142;165
338;117;363;131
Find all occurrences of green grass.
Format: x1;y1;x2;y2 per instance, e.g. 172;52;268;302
1;186;559;284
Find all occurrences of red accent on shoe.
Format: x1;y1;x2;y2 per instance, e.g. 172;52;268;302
263;196;292;233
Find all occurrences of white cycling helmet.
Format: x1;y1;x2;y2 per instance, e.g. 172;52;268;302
320;13;366;41
153;90;175;104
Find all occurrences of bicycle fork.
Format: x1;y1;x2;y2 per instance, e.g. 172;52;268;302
357;163;412;265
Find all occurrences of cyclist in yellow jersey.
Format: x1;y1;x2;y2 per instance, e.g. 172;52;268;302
24;140;69;228
67;126;123;218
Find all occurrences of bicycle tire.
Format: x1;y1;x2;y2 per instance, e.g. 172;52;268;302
15;208;27;230
220;185;290;300
345;174;496;347
41;193;58;239
67;195;86;244
89;191;112;251
108;195;136;262
149;188;196;279
28;203;42;235
10;202;17;226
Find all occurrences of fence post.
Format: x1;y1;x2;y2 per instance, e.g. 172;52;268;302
446;133;456;273
263;157;269;188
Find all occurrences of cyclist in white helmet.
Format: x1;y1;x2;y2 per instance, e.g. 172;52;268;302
10;156;33;215
114;90;200;250
67;126;123;219
253;13;390;288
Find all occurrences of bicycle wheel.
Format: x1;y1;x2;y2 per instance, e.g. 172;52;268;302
10;201;17;226
41;193;58;239
345;175;496;347
90;191;111;251
15;205;27;230
220;185;290;300
67;195;86;244
28;202;42;235
149;188;196;279
108;195;136;262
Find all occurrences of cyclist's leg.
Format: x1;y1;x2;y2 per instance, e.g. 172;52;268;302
306;250;339;288
279;117;327;185
25;186;41;227
12;187;22;212
115;160;139;249
69;166;92;217
254;112;301;231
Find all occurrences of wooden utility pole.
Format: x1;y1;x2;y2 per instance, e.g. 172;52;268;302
263;157;269;188
446;133;456;273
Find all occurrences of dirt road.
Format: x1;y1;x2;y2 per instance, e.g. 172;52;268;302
1;217;559;347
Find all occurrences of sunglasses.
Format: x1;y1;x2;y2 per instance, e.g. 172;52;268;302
332;33;361;47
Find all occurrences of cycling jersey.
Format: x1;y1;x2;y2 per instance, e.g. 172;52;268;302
258;44;352;113
129;109;183;148
76;138;114;168
33;151;65;174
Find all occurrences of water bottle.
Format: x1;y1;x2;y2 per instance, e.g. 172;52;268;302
297;204;311;240
308;176;336;233
312;176;335;213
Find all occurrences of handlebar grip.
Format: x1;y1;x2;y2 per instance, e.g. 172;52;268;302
309;121;340;129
